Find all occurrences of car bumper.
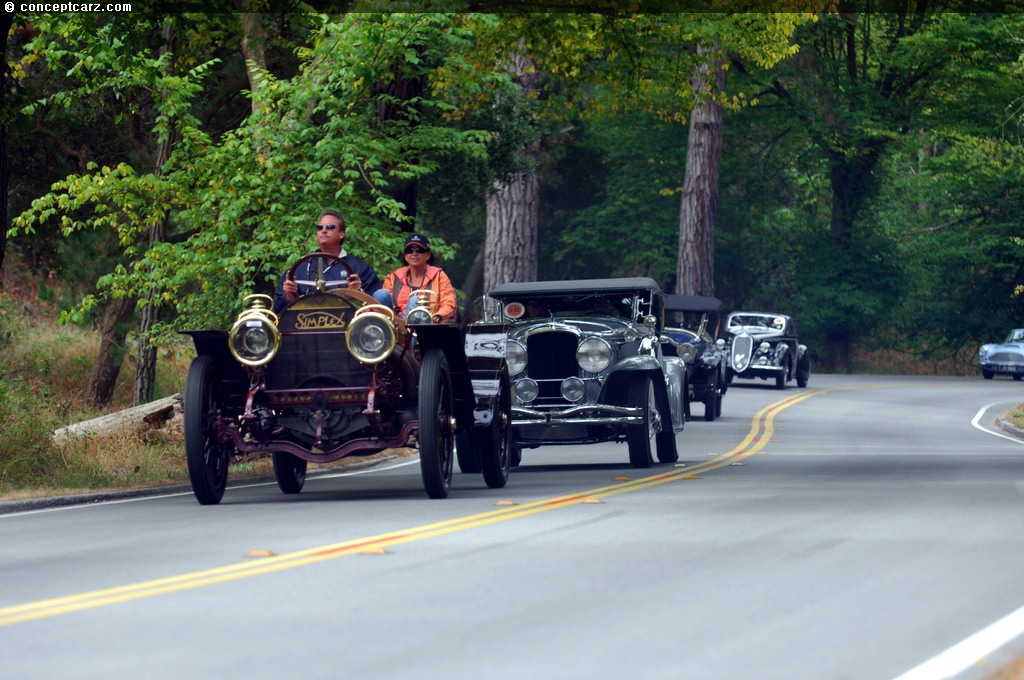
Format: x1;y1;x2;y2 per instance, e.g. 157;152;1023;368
980;362;1024;375
734;364;784;378
511;403;646;426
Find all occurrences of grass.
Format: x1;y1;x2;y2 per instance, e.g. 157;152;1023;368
0;276;409;504
0;286;193;500
1006;404;1024;430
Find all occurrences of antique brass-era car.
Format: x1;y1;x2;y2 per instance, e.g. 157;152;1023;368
181;252;511;504
661;295;728;421
486;277;685;468
725;310;810;389
978;329;1024;380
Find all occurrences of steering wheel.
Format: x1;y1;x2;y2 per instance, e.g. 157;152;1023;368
283;253;376;305
409;287;439;314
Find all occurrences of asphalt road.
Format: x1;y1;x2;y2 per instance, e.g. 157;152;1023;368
2;374;1024;680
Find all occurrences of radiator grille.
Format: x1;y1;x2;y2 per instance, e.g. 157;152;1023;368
268;295;370;391
988;351;1023;364
526;331;578;402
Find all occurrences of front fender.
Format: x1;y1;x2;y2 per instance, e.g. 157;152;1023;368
661;357;687;432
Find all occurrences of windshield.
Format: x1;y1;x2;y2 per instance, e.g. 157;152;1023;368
1006;329;1024;343
498;293;635;321
727;314;785;333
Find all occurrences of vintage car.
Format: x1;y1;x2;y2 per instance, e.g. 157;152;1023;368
181;252;511;505
661;295;728;421
485;277;685;468
725;310;810;389
978;329;1024;380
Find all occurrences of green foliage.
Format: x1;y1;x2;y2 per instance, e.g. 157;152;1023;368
10;13;512;344
546;110;686;283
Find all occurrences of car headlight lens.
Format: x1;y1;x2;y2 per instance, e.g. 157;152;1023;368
678;342;697;363
506;340;527;375
406;307;433;326
759;341;771;352
346;312;396;364
560;377;586;402
229;315;280;367
577;337;612;373
513;378;539;404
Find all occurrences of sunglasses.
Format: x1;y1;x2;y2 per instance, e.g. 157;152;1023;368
316;223;341;231
405;246;428;254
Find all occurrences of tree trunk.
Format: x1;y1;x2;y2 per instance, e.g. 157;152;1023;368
461;246;485;301
133;19;175;406
86;296;136;407
484;52;540;291
239;12;267;116
485;172;538;290
676;43;724;297
0;14;13;286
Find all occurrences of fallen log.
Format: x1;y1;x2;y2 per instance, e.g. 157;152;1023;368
53;394;183;445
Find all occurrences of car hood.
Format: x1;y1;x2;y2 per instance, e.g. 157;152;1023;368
507;316;631;340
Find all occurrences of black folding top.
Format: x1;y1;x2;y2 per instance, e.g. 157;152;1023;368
665;294;722;313
489;277;661;298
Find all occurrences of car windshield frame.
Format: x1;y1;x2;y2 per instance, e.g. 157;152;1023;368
488;277;663;327
1005;329;1024;343
726;313;788;334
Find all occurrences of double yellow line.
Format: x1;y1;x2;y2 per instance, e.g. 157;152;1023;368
0;388;824;627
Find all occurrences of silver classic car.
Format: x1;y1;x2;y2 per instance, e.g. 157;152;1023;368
486;277;685;468
725;310;810;389
978;329;1024;380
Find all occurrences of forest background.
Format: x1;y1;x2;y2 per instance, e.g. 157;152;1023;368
2;5;1024;492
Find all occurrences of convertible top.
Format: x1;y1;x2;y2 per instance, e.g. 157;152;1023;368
665;295;721;313
489;277;661;298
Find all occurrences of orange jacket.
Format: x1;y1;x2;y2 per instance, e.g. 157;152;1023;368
382;265;458;320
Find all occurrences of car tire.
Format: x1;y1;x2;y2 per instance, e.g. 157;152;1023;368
775;363;787;390
419;348;455;499
627;375;655;468
184;355;231;506
704;371;719;422
797;368;809;388
983;370;994;380
1014;375;1023;382
510;445;522;468
272;452;307;494
474;373;511;489
456;431;481;474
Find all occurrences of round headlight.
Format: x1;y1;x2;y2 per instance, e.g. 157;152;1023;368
678;342;697;363
577;337;612;373
560;377;585;402
514;378;539;404
229;316;280;367
759;341;771;351
406;308;433;326
346;313;396;364
506;340;527;375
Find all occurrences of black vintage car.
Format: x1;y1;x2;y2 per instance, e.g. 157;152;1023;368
181;252;511;504
486;277;685;468
725;310;810;389
661;295;728;421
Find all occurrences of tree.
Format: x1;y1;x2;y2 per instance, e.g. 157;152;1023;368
752;8;1024;370
0;14;12;284
677;42;725;297
11;13;503;354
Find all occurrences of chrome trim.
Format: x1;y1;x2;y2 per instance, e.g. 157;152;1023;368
511;403;645;426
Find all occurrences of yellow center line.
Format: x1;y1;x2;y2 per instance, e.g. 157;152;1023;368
0;388;828;627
